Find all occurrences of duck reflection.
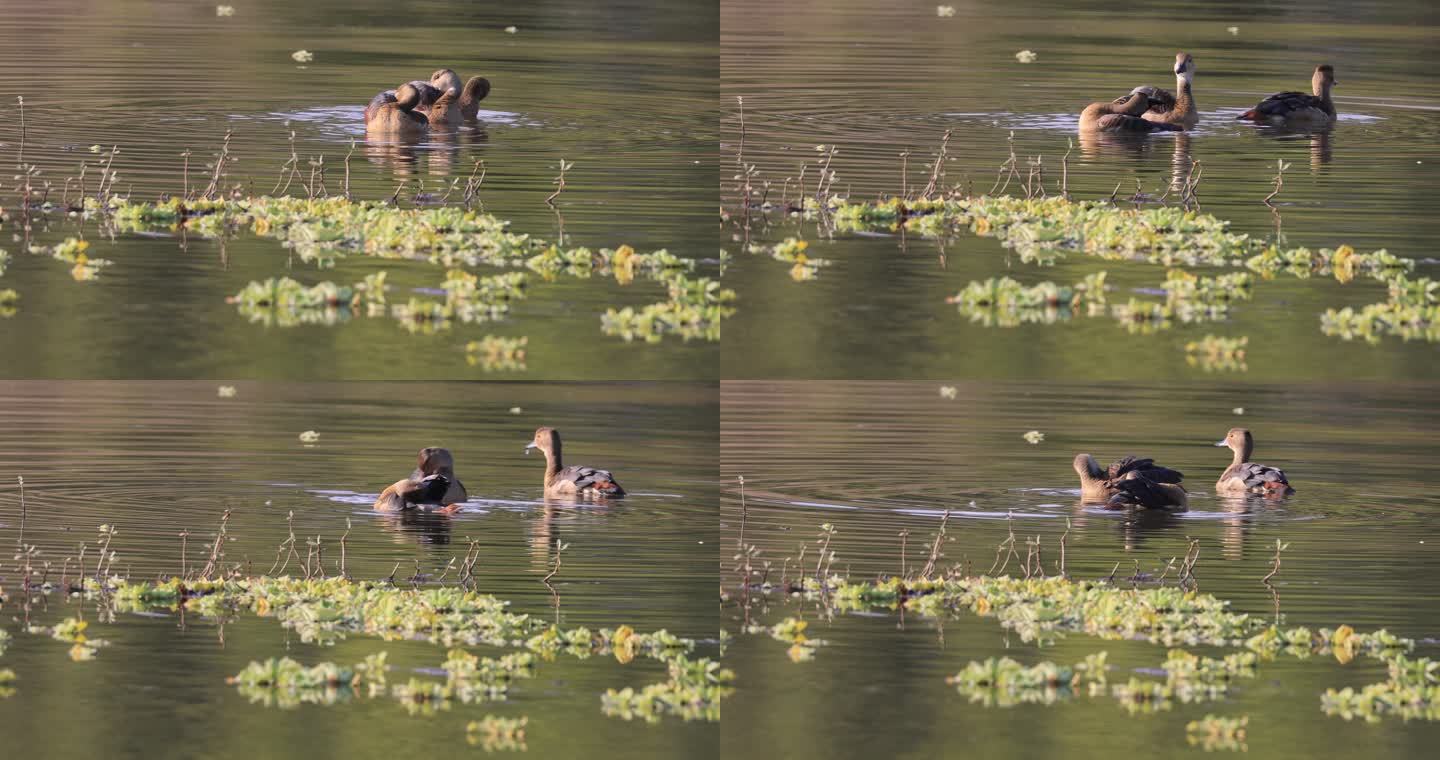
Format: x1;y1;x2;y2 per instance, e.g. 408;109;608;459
1077;129;1162;161
376;508;455;546
363;126;488;180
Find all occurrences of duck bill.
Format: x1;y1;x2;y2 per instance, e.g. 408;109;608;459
1214;440;1229;447
524;442;538;455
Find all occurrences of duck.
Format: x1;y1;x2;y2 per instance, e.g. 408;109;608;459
1080;90;1182;133
1237;65;1337;127
1118;52;1199;130
1108;472;1189;510
1214;428;1295;496
524;427;626;498
429;74;492;127
374;446;469;512
364;83;429;137
1073;453;1184;501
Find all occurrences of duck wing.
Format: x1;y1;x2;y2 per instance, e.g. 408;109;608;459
1109;456;1184;484
1108;476;1183;509
365;90;397;123
1115;86;1176;114
1235;463;1290;490
555;465;625;496
1241;91;1324;120
401;473;451;505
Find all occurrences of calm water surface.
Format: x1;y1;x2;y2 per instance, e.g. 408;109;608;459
0;381;718;759
0;0;717;380
722;380;1440;759
722;0;1440;380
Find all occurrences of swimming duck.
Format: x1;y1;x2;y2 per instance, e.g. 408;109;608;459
429;75;492;127
365;83;429;137
1080;91;1182;133
1214;428;1295;496
1074;453;1184;501
1108;473;1189;510
525;427;626;498
374;446;469;512
1118;52;1199;130
1237;65;1337;127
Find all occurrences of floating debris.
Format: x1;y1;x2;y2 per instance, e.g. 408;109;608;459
217;385;238;398
298;430;320;443
504;26;518;34
1226;26;1240;35
937;6;956;17
216;5;235;16
1015;50;1038;63
291;50;314;63
939;385;958;399
1022;430;1045;445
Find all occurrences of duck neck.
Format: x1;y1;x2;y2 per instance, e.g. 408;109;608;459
1174;77;1194;115
1230;443;1249;467
542;443;563;486
1317;82;1336;116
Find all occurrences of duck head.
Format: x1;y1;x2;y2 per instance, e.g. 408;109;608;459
1174;52;1195;85
430;68;463;97
417;446;456;476
525;427;561;456
394;83;424;111
1215;428;1254;460
1073;453;1106;480
1313;64;1337;94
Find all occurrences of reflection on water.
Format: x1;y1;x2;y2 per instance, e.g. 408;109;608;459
722;379;1440;759
723;0;1440;381
0;381;718;760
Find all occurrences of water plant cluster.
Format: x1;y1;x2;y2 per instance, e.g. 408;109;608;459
1186;714;1249;752
1185;335;1249;373
1321;655;1440;722
466;715;529;752
754;191;1434;351
83;573;725;724
945;652;1108;707
9;194;729;345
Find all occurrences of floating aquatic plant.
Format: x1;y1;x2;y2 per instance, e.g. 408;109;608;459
229;653;388;709
29;617;105;661
749;237;830;281
0;288;16;318
0;668;14;699
29;237;111;281
601;275;734;343
1185;335;1248;373
464;335;528;372
945;653;1107;707
946;273;1107;327
600;656;732;723
466;715;528;751
1186;714;1248;752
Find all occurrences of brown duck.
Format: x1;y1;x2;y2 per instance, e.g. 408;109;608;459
1080;91;1182;133
364;83;429;137
1214;428;1294;496
525;427;625;498
426;68;492;128
1118;52;1199;130
374;447;468;512
1074;453;1184;502
1237;65;1337;127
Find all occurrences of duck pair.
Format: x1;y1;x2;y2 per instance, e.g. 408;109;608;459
1079;53;1338;133
1073;427;1294;510
373;427;625;512
365;68;492;137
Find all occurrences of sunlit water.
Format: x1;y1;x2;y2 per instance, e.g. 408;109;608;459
0;381;718;759
721;380;1440;759
0;0;718;380
722;0;1440;380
